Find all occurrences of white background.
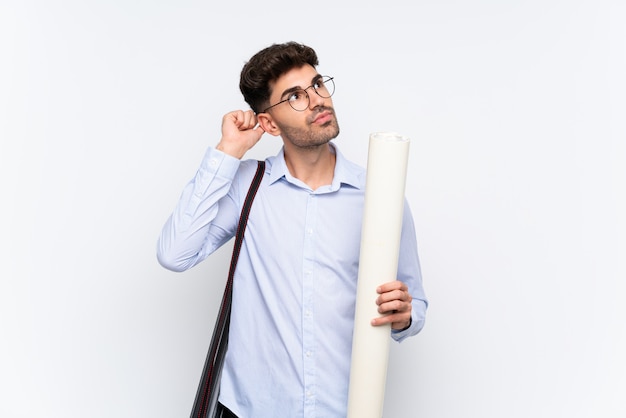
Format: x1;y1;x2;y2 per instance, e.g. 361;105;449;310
1;1;624;417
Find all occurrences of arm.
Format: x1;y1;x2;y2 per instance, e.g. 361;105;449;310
156;110;265;272
370;201;428;341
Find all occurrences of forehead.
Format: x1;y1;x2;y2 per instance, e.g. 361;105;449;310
270;64;319;97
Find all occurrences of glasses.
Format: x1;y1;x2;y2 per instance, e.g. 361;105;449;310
262;76;335;113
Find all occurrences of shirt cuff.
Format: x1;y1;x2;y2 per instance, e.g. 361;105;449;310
200;146;241;178
391;307;426;342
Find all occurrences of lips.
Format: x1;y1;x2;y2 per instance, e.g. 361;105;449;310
312;110;333;125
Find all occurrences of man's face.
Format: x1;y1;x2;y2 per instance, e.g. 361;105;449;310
263;64;340;149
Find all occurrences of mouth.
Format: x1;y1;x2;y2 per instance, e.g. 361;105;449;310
312;109;333;125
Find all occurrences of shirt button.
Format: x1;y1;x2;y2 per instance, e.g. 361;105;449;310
208;158;218;167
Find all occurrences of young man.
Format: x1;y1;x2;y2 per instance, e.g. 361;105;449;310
157;41;427;418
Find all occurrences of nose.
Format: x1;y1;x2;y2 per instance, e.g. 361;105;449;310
307;87;326;109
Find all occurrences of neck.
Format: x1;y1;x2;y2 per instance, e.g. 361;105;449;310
283;143;336;190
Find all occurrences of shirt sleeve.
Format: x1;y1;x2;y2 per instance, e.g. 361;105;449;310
391;200;428;342
156;147;242;272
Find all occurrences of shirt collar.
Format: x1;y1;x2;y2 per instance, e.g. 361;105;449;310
268;142;362;191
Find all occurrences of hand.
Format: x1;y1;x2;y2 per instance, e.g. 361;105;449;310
216;110;265;159
371;280;413;330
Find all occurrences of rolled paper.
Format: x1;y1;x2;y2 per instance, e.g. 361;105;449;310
347;132;410;418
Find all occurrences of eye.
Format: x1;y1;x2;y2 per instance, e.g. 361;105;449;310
287;90;307;102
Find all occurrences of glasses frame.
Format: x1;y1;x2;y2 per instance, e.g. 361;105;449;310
262;76;335;113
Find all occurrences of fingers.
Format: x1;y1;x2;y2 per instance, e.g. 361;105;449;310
217;110;265;159
376;281;411;307
229;109;258;131
223;110;259;134
371;280;413;329
376;280;408;295
375;290;412;317
371;310;411;330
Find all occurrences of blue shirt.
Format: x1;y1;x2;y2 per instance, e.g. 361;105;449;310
157;143;427;418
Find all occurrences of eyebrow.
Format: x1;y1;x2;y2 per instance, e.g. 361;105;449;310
277;74;323;100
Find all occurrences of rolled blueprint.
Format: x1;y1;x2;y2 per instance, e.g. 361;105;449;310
347;132;410;418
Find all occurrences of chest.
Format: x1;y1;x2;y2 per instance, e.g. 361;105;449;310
245;183;364;268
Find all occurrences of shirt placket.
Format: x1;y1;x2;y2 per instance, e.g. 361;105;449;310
302;192;317;417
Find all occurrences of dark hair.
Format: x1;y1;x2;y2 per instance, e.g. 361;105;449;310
239;42;319;113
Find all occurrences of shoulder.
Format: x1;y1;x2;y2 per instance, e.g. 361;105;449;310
332;143;367;189
235;158;267;186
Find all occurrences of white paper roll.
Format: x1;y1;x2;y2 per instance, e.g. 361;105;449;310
347;132;410;418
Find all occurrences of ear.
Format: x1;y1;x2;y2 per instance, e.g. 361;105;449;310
257;113;281;137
